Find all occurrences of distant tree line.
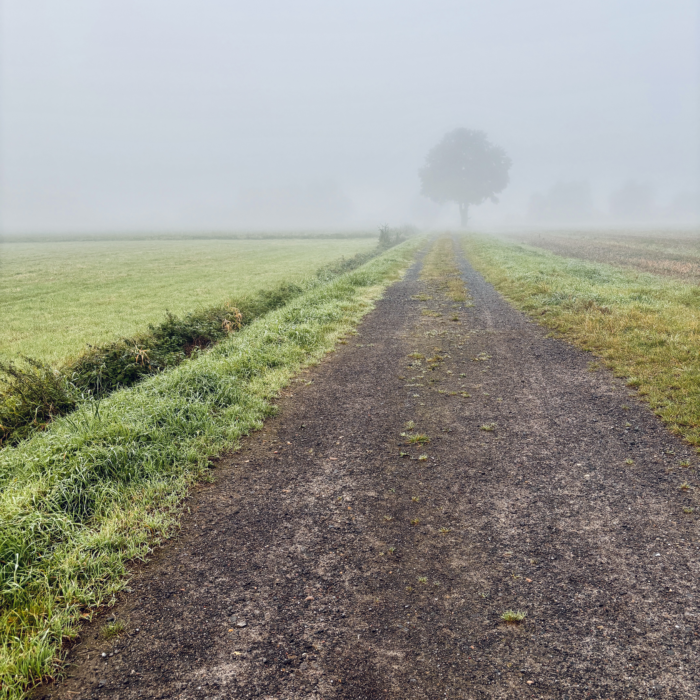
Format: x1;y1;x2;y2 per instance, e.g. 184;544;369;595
528;180;700;223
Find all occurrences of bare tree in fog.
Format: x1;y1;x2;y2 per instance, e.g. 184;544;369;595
419;129;511;228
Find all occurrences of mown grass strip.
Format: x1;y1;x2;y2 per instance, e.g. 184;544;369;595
461;234;700;446
0;240;419;700
421;235;469;302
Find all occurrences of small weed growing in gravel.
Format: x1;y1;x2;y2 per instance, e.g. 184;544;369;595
383;515;394;522
433;581;441;587
622;404;630;410
473;353;491;362
411;518;421;526
404;420;415;431
388;546;396;553
412;496;420;502
480;423;496;432
625;458;634;465
500;610;526;624
460;392;471;398
408;434;430;444
408;353;425;359
459;373;466;377
101;619;126;640
417;576;428;584
680;459;690;467
679;482;692;491
400;451;409;457
418;454;428;461
439;527;451;535
683;507;694;514
405;586;414;593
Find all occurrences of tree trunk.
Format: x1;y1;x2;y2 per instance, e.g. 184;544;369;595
459;201;469;228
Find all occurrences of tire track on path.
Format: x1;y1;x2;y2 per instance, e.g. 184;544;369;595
41;239;699;700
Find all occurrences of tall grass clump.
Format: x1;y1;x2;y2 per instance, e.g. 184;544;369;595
378;224;419;249
462;234;700;445
0;359;79;444
0;240;419;699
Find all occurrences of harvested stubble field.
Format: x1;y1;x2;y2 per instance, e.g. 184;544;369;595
0;235;376;365
503;228;700;283
24;233;698;700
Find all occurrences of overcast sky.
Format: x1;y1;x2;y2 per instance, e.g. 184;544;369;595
1;0;699;232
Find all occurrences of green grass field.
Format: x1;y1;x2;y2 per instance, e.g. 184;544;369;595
0;236;376;365
462;233;700;447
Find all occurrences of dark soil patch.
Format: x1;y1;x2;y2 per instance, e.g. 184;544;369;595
37;242;700;700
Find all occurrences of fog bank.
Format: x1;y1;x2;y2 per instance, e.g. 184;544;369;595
1;0;698;233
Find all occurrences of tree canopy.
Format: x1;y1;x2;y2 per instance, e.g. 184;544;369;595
419;129;511;227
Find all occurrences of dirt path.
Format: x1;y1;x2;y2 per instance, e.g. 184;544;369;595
41;240;699;700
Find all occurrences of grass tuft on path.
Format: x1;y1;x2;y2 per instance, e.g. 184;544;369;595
0;240;419;700
421;236;468;302
462;234;700;446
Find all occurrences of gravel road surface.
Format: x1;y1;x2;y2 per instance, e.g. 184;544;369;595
40;241;699;700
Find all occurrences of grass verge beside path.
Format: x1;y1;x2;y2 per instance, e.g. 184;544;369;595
0;240;420;700
462;234;700;447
